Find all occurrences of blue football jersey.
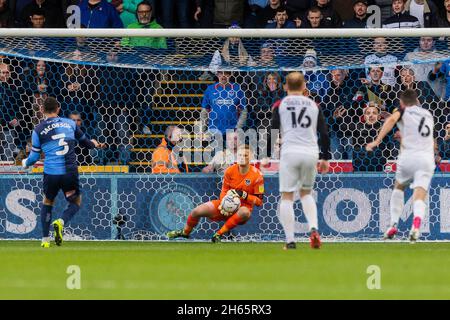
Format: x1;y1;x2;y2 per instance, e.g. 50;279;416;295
201;83;247;134
26;117;94;175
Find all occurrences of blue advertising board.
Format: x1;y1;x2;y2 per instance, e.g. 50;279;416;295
0;174;449;241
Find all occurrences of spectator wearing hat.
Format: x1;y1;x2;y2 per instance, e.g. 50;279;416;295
121;1;167;49
382;0;420;27
254;43;277;67
343;0;370;27
302;49;330;100
265;6;296;27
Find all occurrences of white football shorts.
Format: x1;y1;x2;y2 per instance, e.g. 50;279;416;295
396;155;435;190
279;153;318;192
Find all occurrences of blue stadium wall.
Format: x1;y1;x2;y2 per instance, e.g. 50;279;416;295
0;174;449;241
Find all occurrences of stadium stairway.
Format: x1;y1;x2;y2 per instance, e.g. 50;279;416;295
129;71;214;172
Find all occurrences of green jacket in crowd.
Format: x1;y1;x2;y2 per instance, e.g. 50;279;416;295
121;20;167;49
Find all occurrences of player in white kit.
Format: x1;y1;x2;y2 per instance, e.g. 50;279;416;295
366;89;435;243
271;72;331;250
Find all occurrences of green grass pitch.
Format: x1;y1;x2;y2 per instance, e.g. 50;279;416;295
1;241;450;299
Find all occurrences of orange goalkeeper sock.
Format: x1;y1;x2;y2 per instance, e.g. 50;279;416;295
183;214;200;235
217;214;246;236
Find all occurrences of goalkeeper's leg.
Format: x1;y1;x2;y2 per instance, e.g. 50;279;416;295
167;202;218;239
214;206;251;239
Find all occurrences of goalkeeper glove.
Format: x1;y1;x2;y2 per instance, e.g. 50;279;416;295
218;204;233;217
227;189;248;200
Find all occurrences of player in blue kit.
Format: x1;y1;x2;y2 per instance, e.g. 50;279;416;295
22;97;105;248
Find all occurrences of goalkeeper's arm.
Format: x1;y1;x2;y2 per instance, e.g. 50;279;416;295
228;189;263;207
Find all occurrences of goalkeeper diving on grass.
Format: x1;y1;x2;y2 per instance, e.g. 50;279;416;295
22;97;106;248
167;144;264;242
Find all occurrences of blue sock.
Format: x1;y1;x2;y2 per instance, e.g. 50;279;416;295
41;205;53;237
62;202;80;224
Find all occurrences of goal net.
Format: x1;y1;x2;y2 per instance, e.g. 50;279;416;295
0;28;449;241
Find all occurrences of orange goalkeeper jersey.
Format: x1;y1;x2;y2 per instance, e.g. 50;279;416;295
220;164;265;207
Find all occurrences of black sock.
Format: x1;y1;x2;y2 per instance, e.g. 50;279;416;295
62;202;80;224
41;205;53;237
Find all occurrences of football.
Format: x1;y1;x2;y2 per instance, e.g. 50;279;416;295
220;194;241;214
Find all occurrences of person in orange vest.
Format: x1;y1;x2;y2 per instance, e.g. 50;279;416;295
152;126;189;173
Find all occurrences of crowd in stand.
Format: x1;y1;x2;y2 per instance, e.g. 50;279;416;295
0;0;449;173
0;0;448;29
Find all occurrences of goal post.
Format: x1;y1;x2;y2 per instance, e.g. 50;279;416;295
0;28;448;241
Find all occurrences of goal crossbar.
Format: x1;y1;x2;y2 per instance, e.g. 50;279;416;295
0;28;449;38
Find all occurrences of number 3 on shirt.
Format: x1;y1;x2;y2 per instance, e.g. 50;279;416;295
52;133;69;155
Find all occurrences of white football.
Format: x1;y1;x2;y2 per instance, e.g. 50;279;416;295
220;195;241;214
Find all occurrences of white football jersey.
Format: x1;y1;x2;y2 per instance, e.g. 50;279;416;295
396;105;434;159
276;95;319;157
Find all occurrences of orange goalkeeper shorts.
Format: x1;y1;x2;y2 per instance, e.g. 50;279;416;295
206;199;254;222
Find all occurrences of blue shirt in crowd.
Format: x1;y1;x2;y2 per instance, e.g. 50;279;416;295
201;83;246;135
79;0;123;28
438;60;450;100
